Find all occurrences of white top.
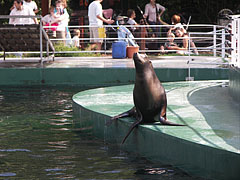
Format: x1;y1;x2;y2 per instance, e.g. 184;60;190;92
88;1;103;26
127;18;137;31
42;14;56;24
174;23;187;33
9;5;36;25
55;9;69;31
144;3;165;23
23;0;38;11
72;35;80;47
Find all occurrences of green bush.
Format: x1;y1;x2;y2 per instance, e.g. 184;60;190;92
54;43;101;57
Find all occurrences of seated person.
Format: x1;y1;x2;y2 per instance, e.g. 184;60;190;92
175;27;199;55
169;14;199;55
160;32;179;53
72;29;81;48
170;14;187;34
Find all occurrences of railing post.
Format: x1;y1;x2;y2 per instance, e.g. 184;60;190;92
221;28;225;59
213;25;217;57
39;16;43;65
231;18;237;66
237;18;240;68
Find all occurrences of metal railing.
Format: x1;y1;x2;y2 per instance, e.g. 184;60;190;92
45;24;231;58
0;15;55;64
230;15;240;68
0;15;233;65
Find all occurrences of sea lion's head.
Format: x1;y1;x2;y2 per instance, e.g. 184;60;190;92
133;53;152;72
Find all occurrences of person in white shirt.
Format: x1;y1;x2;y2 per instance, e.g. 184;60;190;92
9;0;38;25
127;9;138;32
23;0;38;14
54;0;69;45
88;0;114;51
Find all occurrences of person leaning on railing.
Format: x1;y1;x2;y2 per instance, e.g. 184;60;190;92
9;0;38;25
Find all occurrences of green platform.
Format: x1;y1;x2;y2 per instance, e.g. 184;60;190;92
73;80;240;180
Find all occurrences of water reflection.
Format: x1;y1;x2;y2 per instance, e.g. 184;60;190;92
0;86;203;179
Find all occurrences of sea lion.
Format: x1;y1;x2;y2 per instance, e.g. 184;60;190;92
107;53;184;144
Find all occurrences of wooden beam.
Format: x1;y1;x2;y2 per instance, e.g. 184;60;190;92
41;0;50;16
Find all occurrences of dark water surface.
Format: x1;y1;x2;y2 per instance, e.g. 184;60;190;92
0;87;203;179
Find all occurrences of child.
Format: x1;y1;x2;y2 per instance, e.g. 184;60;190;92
72;29;81;48
160;32;179;53
42;6;59;37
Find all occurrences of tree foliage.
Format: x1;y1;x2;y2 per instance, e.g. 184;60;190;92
0;0;239;24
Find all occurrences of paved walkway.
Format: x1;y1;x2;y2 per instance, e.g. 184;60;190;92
0;55;227;69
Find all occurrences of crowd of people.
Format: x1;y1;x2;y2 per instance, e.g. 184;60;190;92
88;0;198;55
8;0;198;54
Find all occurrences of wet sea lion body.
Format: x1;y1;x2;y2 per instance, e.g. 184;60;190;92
108;53;184;144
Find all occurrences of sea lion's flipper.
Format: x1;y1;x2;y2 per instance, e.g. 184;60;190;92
121;110;143;144
105;107;136;126
159;116;185;126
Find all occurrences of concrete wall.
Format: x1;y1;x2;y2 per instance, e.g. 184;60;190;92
229;67;240;102
0;67;229;86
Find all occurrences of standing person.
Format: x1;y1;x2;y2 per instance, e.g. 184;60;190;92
88;0;114;51
10;0;38;14
143;0;166;49
127;9;139;33
54;0;69;45
23;0;38;14
9;0;38;25
143;0;165;29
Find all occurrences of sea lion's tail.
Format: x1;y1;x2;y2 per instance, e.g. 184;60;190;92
121;119;142;144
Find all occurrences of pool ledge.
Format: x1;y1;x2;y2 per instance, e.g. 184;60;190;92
73;81;240;180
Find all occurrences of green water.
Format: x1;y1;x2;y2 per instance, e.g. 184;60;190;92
0;87;202;179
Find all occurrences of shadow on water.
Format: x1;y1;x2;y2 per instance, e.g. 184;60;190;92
186;83;240;150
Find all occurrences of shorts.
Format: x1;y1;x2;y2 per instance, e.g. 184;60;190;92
89;26;104;43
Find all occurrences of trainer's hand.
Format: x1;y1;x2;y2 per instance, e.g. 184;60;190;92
106;19;114;24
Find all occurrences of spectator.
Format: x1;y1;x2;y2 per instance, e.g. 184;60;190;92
170;14;187;34
88;0;114;51
127;9;139;32
23;0;38;14
42;6;58;37
168;14;199;55
144;0;165;23
54;0;69;45
143;0;165;34
144;0;166;48
9;0;38;25
72;29;81;48
167;27;198;55
160;32;179;53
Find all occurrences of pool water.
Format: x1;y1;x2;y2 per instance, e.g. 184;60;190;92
0;87;202;179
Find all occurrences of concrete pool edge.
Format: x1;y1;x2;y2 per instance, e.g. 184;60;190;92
0;67;228;86
72;82;240;180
